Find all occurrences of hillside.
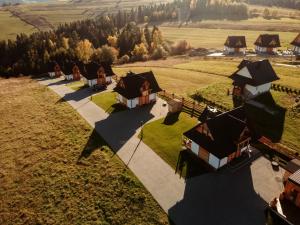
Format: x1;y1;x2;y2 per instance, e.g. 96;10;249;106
0;77;169;224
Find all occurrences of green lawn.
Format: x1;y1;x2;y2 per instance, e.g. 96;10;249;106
161;26;298;50
140;112;198;169
113;67;228;97
66;80;87;91
0;77;169;224
92;91;127;114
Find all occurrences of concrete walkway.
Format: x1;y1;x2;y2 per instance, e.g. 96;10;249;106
38;77;185;214
38;77;285;225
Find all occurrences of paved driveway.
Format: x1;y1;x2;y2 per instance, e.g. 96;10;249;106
38;77;285;225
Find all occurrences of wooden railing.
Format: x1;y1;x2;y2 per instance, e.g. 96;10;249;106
158;90;212;118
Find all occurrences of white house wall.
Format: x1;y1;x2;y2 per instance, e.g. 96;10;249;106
149;93;156;101
191;141;199;155
48;72;55;78
245;83;271;96
224;46;235;53
87;79;97;87
65;74;73;81
209;153;220;169
106;76;112;83
255;46;267;53
293;46;300;54
219;157;228;168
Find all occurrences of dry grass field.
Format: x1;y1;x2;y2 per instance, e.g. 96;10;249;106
0;77;169;225
160;26;299;50
0;9;37;40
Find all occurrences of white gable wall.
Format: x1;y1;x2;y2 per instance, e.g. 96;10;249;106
219;157;228;168
127;98;139;109
191;141;199;155
245;83;271;96
237;67;252;78
149;93;156;101
209;153;220;169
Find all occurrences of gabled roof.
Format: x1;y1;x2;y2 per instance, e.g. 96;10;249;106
237;59;252;69
48;61;58;71
285;159;300;174
114;71;162;99
184;107;248;159
288;169;300;186
254;34;281;48
230;59;279;86
80;61;114;80
224;36;247;48
291;33;300;47
100;62;115;77
63;61;77;75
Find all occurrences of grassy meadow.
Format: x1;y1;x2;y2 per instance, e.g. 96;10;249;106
0;77;169;225
160;26;298;50
0;10;36;40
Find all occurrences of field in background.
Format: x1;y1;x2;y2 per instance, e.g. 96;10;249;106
160;26;298;50
0;77;168;225
0;9;36;40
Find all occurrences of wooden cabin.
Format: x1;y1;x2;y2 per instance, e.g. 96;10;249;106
64;61;81;81
281;164;300;208
224;36;246;55
114;71;162;109
254;34;281;54
230;59;279;99
291;33;300;57
81;62;114;87
48;61;62;78
183;107;251;170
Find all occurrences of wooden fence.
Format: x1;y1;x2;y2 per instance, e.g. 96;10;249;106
158;90;213;118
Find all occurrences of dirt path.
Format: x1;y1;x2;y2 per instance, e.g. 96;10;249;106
6;7;54;31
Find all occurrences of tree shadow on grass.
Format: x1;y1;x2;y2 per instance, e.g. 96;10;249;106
163;112;181;125
78;129;110;161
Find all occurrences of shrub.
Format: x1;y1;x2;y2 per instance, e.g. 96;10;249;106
131;43;149;62
171;40;191;55
118;55;130;64
151;45;168;60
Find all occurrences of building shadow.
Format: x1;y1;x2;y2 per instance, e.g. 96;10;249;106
77;129;109;161
163;112;181;125
93;104;155;152
244;92;286;142
168;164;268;225
105;103;128;114
58;87;94;102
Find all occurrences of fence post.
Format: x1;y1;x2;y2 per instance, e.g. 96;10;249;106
172;93;175;99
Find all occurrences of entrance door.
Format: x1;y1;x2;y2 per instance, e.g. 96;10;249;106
139;95;150;106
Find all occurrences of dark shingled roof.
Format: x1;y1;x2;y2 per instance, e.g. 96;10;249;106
48;61;58;71
237;59;252;69
114;71;162;99
230;59;279;86
291;33;300;47
288;169;300;186
80;61;115;80
224;36;247;48
285;159;300;174
184;107;248;159
63;61;77;75
254;34;281;48
100;62;115;77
